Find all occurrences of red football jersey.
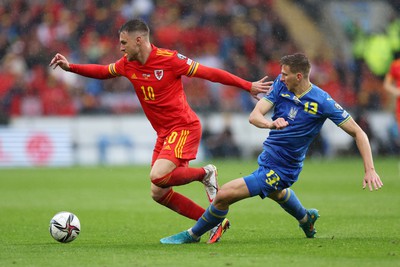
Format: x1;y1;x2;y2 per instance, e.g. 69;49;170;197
389;59;400;117
110;45;201;137
69;44;252;137
389;59;400;87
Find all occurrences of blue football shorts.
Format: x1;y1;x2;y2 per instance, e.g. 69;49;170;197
243;164;302;199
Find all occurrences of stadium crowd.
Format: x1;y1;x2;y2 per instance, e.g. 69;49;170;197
0;0;397;121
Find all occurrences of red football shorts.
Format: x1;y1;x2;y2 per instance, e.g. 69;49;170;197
396;102;400;131
151;125;202;167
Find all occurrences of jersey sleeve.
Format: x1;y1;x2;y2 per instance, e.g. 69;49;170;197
109;57;126;77
264;76;282;104
323;95;351;126
169;52;252;91
69;64;113;79
69;56;127;79
194;64;251;91
161;51;198;79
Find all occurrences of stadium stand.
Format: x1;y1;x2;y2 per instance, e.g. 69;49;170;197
1;0;393;119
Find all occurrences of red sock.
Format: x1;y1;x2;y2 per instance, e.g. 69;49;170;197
157;189;205;220
152;167;206;187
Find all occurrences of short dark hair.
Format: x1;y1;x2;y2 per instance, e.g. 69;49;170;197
119;19;150;35
280;53;311;77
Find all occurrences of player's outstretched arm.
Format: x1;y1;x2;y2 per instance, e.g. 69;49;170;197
340;118;383;191
193;65;271;99
49;53;113;79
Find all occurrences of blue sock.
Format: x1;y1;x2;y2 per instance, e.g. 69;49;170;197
191;205;228;237
277;189;307;221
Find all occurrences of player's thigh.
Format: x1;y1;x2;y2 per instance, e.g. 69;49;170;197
150;158;177;180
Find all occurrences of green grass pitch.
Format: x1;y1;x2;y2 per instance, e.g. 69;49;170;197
1;157;399;267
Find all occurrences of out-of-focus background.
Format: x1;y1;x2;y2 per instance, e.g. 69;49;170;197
0;0;399;167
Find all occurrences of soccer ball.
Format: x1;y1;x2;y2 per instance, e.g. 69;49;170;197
49;211;81;243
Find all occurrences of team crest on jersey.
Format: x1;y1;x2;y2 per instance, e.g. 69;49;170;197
154;70;164;80
288;107;298;121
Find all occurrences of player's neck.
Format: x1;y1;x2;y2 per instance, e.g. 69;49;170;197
293;81;311;96
137;43;152;65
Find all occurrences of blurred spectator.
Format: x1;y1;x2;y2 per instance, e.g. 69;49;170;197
203;125;241;159
311;53;342;102
307;133;330;159
386;14;400;56
383;52;400;133
388;120;400;155
121;0;155;23
0;0;396;119
40;75;76;116
0;0;287;117
347;20;368;94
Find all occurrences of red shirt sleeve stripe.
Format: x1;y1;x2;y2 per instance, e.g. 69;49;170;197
108;63;119;76
186;62;199;77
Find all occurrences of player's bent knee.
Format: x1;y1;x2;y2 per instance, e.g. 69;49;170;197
149;170;160;182
150;188;162;201
149;171;172;188
151;184;171;202
268;189;286;202
213;189;232;209
150;190;160;201
151;176;170;188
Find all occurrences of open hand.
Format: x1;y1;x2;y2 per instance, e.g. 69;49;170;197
250;76;273;100
49;53;70;71
362;169;383;191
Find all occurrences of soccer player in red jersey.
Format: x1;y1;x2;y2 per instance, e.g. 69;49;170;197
49;19;271;237
384;54;400;133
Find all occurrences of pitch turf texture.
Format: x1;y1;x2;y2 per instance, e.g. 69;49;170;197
1;158;399;267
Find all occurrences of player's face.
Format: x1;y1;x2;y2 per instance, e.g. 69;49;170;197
280;65;300;92
119;31;141;61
